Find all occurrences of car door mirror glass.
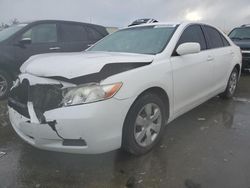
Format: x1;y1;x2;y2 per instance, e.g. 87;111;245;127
19;38;31;45
176;42;201;56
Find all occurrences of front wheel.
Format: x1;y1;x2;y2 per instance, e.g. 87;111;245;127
220;67;239;99
122;93;166;155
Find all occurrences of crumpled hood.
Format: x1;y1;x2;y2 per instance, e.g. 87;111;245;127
20;51;154;79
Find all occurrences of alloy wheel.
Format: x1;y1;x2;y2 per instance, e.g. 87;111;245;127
134;103;162;147
229;72;237;95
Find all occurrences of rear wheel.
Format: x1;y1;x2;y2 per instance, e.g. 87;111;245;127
0;70;12;100
220;67;239;99
122;93;166;155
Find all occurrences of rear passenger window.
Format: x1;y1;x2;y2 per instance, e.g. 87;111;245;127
60;24;87;42
220;34;230;46
203;26;224;49
85;27;103;41
177;25;206;51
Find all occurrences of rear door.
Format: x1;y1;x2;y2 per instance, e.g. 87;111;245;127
58;23;89;52
171;24;214;117
15;23;60;65
202;25;233;91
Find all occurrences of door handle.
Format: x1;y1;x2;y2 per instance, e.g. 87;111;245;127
49;47;61;50
207;56;214;61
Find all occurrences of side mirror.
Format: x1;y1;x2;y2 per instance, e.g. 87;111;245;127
19;38;31;46
176;42;201;56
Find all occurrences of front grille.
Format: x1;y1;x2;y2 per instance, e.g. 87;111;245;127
241;47;250;51
242;53;250;58
8;80;63;122
30;84;63;122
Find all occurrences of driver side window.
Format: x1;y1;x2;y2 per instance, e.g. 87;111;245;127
22;24;57;44
177;25;207;51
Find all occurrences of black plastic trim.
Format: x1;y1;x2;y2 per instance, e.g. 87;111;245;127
62;139;87;146
46;62;152;84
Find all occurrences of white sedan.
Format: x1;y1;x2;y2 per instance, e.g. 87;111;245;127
8;22;242;155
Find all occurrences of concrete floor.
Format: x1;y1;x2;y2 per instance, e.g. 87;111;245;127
1;74;250;188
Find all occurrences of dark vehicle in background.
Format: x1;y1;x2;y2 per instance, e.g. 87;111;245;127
229;24;250;71
128;18;158;27
0;20;108;99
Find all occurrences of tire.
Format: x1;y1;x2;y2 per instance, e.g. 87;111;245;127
122;92;166;155
0;69;12;100
220;67;239;99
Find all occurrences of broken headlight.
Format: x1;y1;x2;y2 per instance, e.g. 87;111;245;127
61;82;122;106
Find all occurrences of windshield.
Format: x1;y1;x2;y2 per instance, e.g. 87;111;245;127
0;24;26;42
89;25;176;55
229;27;250;40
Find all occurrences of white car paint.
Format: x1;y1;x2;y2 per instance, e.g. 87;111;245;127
20;51;154;79
9;22;242;154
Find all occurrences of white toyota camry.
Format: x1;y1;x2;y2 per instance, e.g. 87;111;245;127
8;22;242;155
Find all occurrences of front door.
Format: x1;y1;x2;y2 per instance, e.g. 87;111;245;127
15;23;61;66
170;24;213;117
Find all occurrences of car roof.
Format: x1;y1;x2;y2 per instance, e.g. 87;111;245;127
125;21;210;28
19;20;106;28
230;24;250;30
241;24;250;27
121;21;203;30
122;22;224;31
127;22;181;27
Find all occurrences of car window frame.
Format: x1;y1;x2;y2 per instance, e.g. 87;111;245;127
172;24;208;56
228;28;237;37
58;22;89;43
85;25;105;42
220;33;231;47
89;25;179;55
201;25;226;50
19;22;59;45
228;27;250;39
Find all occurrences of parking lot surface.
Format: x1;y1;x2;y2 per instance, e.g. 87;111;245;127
0;74;250;188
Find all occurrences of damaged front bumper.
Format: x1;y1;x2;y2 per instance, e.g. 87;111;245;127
8;74;134;154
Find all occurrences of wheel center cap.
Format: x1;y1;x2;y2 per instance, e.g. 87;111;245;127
145;119;152;127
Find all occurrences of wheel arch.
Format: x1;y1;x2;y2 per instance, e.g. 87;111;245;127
233;64;241;81
123;86;170;129
138;87;170;121
121;86;170;153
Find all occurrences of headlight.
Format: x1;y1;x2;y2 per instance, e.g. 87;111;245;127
61;82;122;106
